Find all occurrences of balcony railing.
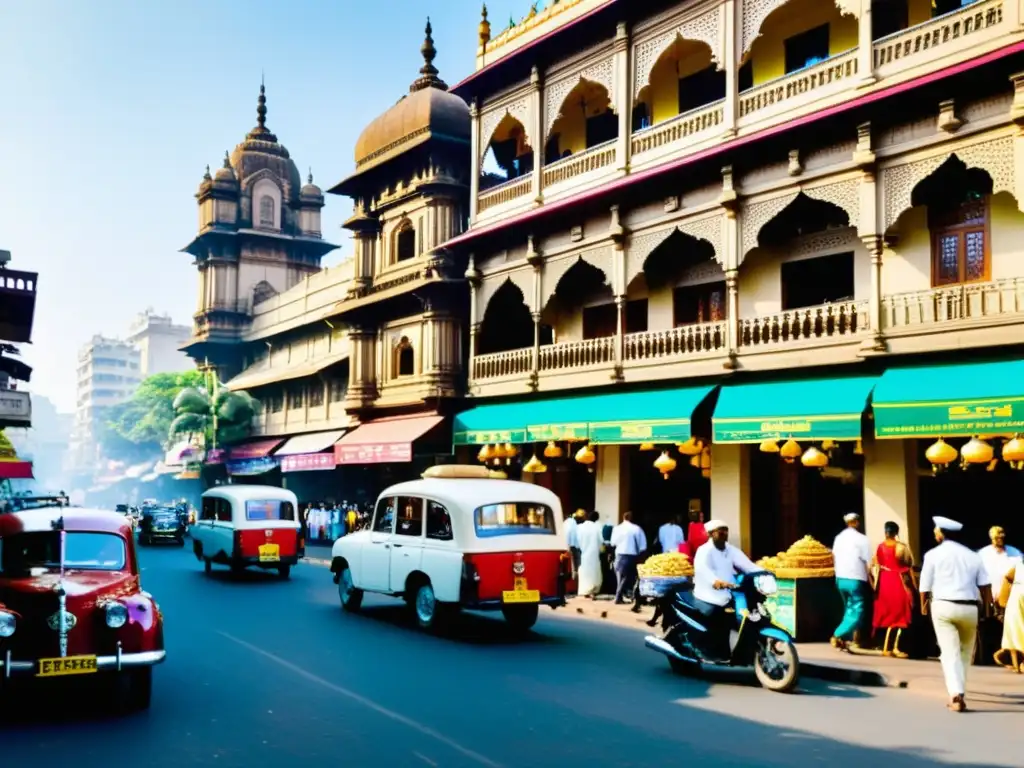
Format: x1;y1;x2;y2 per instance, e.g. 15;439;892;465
539;337;615;371
624;322;727;362
542;140;616;188
472;347;533;380
631;101;725;158
739;49;858;119
478;175;532;214
874;0;1006;73
739;300;868;348
882;278;1024;329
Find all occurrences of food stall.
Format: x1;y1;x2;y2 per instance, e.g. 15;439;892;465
757;536;843;641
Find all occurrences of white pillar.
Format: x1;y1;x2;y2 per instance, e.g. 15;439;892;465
469;100;481;224
596;445;630;524
530;67;544;203
864;439;920;556
613;21;631;173
858;0;876;87
722;0;738;136
711;443;752;554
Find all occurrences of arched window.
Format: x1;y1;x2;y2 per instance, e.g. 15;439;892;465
396;225;416;262
259;195;275;227
396;337;415;377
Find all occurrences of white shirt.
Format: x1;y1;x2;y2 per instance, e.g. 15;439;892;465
564;517;579;549
611;521;647;556
832;527;871;582
920;540;990;602
692;541;759;606
978;544;1023;588
658;523;685;554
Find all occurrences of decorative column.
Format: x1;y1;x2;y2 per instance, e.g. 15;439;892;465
344;325;378;411
719;166;740;368
613;21;632;173
530;67;544;203
722;0;738;136
1011;72;1024;207
857;0;876;87
610;205;627;381
466;255;481;386
469;100;481;224
347;206;379;295
854;121;885;352
527;236;543;390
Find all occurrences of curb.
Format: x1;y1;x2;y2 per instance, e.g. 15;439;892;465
800;661;890;688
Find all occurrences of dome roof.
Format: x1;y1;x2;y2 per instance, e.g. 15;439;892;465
352;20;469;171
214;152;238;185
300;170;322;198
229;83;302;196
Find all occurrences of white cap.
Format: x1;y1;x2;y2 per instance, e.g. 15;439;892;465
844;512;860;522
704;519;729;533
933;515;963;532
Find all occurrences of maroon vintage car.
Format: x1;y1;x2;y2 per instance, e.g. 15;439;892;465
0;498;165;710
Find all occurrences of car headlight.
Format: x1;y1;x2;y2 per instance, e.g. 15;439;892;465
104;601;128;629
0;610;16;638
754;573;778;596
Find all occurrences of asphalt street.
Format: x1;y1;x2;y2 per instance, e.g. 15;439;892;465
2;544;1020;768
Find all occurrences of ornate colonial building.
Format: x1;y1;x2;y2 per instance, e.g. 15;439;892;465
181;84;337;378
446;0;1024;559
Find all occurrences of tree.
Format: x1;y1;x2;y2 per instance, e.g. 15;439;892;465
168;380;259;451
99;370;206;460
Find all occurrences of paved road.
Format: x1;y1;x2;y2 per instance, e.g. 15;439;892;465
2;546;1020;767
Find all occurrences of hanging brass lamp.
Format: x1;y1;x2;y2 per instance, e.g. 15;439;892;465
780;439;802;463
639;442;656;452
653;450;677;480
522;454;547;473
575;443;596;465
677;437;703;456
543;441;564;459
478;444;494;463
759;439;780;454
960;436;993;465
925;438;957;473
801;446;829;468
1002;434;1024;469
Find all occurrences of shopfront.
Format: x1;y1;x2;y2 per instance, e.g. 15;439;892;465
223;439;283;486
275;429;348;504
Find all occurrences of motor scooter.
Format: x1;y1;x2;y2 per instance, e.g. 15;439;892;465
644;571;800;693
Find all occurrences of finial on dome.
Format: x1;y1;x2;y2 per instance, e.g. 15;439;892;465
307;167;313;185
223;151;231;168
410;18;448;92
257;81;267;131
479;4;491;47
203;165;212;181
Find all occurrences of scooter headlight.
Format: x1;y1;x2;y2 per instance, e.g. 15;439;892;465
0;610;16;638
104;601;129;629
754;573;778;596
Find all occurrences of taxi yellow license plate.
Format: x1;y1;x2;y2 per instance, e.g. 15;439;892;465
258;543;280;562
37;655;98;678
503;577;539;603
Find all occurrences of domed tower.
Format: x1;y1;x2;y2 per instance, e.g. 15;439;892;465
328;19;470;417
182;83;337;376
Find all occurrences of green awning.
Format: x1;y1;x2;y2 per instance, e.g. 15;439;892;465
873;360;1024;439
453;385;716;446
712;376;878;444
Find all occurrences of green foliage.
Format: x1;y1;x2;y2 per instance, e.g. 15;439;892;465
100;370;206;458
167;376;258;450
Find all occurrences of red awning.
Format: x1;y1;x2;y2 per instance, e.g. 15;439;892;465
334;415;443;465
0;460;33;480
228;439;284;461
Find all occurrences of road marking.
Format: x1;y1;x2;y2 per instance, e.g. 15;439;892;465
218;631;502;768
414;752;438;766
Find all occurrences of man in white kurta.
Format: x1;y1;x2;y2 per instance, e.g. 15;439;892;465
576;511;604;599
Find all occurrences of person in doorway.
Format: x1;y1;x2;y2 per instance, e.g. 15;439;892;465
871;521;915;658
611;511;647;605
683;508;708;557
659;514;685;556
565;509;583;573
995;555;1024;672
978;526;1020;662
831;512;872;652
576;510;604;600
691;520;759;661
920;516;992;712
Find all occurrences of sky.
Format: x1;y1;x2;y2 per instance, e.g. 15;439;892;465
0;0;533;413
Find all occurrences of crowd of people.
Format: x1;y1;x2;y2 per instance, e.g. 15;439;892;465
300;501;372;543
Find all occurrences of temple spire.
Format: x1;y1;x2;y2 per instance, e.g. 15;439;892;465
479;4;491;48
410;18;448;92
246;78;278;142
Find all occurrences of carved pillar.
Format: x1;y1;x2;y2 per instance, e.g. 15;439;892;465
530;68;544;203
528;238;543;390
857;0;876;87
854;121;884;352
722;0;738;136
610;206;627;381
725;269;739;360
348;210;379;294
344;326;378;410
862;235;886;352
466;256;481;384
614;21;632;172
719;166;740;368
469;100;481;224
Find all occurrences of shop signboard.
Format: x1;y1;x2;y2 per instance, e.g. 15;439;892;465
226;457;278;477
763;578;797;638
713;414;862;444
588;418;692;444
280;452;336;473
874;398;1024;438
335;442;412;465
525;422;588;443
205;448;227;465
453;428;528;446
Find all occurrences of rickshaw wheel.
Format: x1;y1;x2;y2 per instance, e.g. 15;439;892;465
502;604;539;633
339;566;363;612
414;583;441;630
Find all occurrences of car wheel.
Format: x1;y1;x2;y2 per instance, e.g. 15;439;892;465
114;668;152;712
501;604;539;634
414;582;443;631
338;566;363;612
278;565;291;580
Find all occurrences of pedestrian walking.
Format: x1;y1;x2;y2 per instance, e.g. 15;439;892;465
995;556;1024;672
978;526;1022;662
871;521;915;658
611;512;647;605
564;509;582;573
576;511;603;600
658;514;685;555
920;515;992;712
831;512;872;651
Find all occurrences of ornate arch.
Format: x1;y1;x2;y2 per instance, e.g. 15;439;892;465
626;215;726;286
881;136;1015;232
541;247;613;308
479;99;532;163
477;271;534;323
545;59;616;138
634;9;723;96
740;182;859;261
741;0;860;60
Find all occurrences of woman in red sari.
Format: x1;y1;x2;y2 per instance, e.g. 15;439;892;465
682;508;708;557
872;521;915;658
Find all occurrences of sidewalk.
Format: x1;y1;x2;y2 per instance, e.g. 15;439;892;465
567;596;1024;701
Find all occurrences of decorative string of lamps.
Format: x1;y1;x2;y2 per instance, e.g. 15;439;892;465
758;438;864;469
925;434;1024;474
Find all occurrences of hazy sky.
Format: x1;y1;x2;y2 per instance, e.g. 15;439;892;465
0;0;530;413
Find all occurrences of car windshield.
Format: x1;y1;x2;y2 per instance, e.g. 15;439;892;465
474;503;557;537
245;500;295;521
0;532;128;574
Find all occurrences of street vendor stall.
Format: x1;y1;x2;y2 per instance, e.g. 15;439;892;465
757;536;843;642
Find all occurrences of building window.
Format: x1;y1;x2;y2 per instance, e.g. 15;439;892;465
631;103;651;132
259;195;275;227
307;382;325;408
784;24;830;74
287;385;304;409
329;378;347;402
934;0;976;17
781;252;855;310
674;283;726;326
269;392;284;413
581;299;648;340
396;225;416;262
395;337;415;377
738;61;754;92
931;198;989;287
677;65;726;115
872;0;908;38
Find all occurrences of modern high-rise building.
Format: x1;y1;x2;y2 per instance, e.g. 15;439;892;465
126;308;192;377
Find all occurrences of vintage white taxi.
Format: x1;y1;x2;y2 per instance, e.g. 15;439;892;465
191;486;303;579
330;465;575;632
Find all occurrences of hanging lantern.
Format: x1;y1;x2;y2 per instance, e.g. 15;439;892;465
701;468;712;479
1002;434;1024;469
821;439;837;453
689;454;701;468
478;444;494;463
543;441;564;459
677;437;703;456
759;439;780;454
639;443;656;452
575;443;596;465
780;439;802;463
522;454;546;473
960;436;993;465
853;439;863;455
502;442;519;465
801;446;829;468
925;438;957;473
653;450;677;480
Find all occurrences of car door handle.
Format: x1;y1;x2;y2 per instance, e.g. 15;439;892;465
383;544;391;549
393;543;403;548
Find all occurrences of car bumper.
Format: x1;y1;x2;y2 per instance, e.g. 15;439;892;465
237;555;300;567
463;596;567;610
2;646;166;678
146;530;184;538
